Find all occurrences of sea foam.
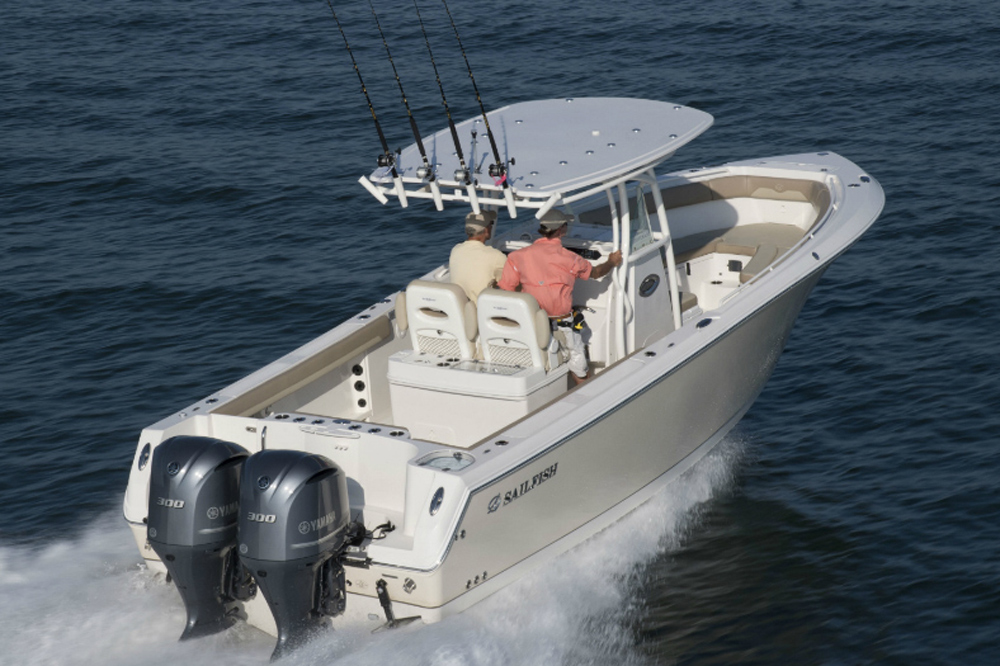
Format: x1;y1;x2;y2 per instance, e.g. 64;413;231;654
0;437;743;666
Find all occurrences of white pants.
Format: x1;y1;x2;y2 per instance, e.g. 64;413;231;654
551;321;588;378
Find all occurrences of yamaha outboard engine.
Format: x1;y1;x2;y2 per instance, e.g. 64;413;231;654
147;436;255;640
238;450;353;661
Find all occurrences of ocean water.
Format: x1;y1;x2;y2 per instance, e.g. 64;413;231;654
2;0;999;664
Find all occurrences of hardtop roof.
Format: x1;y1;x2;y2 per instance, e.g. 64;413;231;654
378;97;714;200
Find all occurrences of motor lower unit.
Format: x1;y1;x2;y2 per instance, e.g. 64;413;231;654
146;436;256;640
237;449;354;661
147;439;356;659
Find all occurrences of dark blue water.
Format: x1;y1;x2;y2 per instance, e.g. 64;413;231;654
3;0;999;663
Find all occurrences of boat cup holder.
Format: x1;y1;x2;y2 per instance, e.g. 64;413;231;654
416;451;475;472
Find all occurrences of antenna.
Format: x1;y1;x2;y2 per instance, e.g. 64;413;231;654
325;0;407;207
413;0;481;213
368;0;443;210
441;0;517;218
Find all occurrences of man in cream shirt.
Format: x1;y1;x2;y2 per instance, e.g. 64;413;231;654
449;210;507;302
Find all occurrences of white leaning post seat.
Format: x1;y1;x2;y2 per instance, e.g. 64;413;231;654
388;287;568;447
400;279;477;360
477;288;554;369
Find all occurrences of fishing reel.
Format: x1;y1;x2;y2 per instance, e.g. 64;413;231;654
453;168;472;185
377;152;395;169
489;157;514;179
416;164;434;180
489;158;514;186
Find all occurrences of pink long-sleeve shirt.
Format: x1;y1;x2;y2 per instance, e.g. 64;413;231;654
498;237;592;318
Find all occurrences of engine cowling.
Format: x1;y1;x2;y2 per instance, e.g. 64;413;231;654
147;436;254;640
238;449;352;661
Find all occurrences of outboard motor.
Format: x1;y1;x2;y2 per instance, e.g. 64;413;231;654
238;450;353;661
147;436;255;640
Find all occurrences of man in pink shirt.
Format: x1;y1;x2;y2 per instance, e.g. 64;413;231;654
499;209;621;383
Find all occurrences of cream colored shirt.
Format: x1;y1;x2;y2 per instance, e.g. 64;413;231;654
449;239;507;302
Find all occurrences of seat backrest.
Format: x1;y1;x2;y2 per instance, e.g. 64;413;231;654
477;288;552;369
404;280;477;359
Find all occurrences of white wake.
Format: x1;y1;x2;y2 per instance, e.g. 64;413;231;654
0;436;745;666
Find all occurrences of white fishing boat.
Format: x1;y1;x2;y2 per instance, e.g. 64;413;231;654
123;96;883;659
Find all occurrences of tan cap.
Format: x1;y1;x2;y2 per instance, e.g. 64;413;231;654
464;210;497;234
538;208;572;230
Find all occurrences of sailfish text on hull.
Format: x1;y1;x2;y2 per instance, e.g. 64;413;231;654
487;462;559;514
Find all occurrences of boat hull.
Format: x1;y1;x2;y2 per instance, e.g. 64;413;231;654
124;148;884;639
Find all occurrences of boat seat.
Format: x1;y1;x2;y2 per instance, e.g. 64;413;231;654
388;288;568;447
738;244;779;283
673;223;806;285
477;288;554;370
680;291;699;312
722;223;805;249
397;279;477;360
674;223;805;264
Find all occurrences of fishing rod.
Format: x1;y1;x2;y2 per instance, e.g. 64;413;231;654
368;0;443;210
441;0;518;217
325;0;407;207
413;0;481;214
